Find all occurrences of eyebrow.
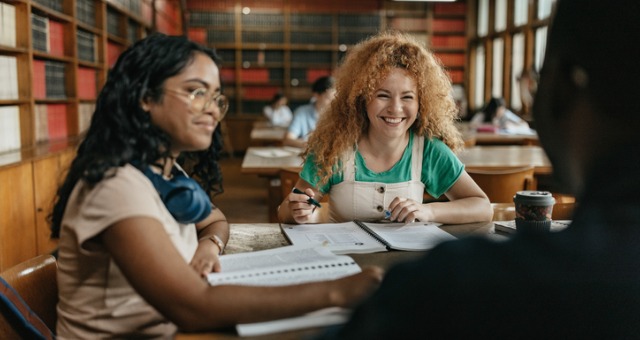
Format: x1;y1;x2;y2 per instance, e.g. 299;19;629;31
182;79;222;93
376;89;416;95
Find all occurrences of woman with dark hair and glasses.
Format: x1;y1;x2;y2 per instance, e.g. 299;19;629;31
50;33;381;338
470;96;531;132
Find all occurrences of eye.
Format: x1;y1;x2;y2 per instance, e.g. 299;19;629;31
191;88;208;99
376;93;390;99
402;95;415;101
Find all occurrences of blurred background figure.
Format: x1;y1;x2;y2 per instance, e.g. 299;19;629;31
471;97;531;133
283;76;336;148
262;92;292;127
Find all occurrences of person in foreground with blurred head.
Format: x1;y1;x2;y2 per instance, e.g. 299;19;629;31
50;33;382;338
319;0;640;338
283;76;336;148
279;31;492;225
263;91;292;127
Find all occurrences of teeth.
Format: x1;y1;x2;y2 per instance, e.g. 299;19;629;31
383;117;402;124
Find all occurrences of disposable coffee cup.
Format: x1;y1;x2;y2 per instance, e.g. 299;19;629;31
513;191;556;232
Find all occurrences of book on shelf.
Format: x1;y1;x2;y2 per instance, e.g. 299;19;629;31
34;104;49;143
78;103;95;134
281;221;456;255
33;60;47;99
493;220;572;235
207;244;360;337
0;106;21;153
0;2;17;48
48;19;65;56
46;104;68;141
45;61;66;99
0;55;18;100
31;12;49;53
77;67;97;99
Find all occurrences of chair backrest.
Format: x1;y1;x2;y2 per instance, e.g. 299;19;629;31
466;166;536;203
279;167;301;200
0;255;57;338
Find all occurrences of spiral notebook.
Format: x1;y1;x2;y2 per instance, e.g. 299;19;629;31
281;221;455;255
207;245;360;336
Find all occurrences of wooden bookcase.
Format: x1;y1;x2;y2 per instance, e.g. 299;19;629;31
186;0;467;118
0;0;154;271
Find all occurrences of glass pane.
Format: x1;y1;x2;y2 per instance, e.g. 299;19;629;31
495;0;507;32
474;44;485;109
537;0;556;19
514;0;528;26
511;33;525;110
492;38;504;98
477;0;489;37
535;26;548;71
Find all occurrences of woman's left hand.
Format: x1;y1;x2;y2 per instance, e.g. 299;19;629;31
190;241;222;277
387;197;433;223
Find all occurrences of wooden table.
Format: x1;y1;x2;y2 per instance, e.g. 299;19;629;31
241;147;304;221
458;145;552;175
176;221;500;339
250;122;287;146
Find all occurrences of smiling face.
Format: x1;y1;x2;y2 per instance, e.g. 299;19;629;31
143;52;222;156
365;68;419;140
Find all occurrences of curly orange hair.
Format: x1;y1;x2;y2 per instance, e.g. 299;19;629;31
305;30;463;187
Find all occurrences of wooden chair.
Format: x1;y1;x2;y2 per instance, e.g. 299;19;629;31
279;167;301;201
0;254;58;337
466;166;535;203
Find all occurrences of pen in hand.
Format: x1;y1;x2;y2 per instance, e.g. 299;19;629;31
292;188;322;208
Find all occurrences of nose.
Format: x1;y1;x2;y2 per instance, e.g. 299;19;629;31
389;97;403;114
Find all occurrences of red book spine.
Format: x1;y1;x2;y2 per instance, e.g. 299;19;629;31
32;60;47;99
243;86;279;100
107;42;122;67
77;67;97;99
188;28;207;44
48;20;65;56
240;68;269;83
47;104;68;140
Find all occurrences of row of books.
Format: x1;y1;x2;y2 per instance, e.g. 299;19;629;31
33;0;64;13
32;13;65;56
77;29;98;63
107;7;122;38
0;2;16;47
76;0;97;27
190;12;379;30
108;0;142;17
33;59;66;99
0;55;18;100
0;105;20;153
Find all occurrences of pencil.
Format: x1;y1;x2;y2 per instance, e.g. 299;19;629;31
292;188;322;208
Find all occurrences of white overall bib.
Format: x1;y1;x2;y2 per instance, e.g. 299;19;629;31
329;137;426;222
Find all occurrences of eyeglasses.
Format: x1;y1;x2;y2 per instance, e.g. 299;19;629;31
164;88;229;120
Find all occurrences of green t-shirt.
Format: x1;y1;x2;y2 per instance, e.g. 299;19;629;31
300;132;464;198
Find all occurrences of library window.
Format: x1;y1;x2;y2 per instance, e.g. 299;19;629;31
468;0;556;117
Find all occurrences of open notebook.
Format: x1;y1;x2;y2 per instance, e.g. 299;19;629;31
281;221;456;254
207;245;360;336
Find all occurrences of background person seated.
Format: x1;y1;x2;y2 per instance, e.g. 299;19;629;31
262;92;292;127
471;97;531;133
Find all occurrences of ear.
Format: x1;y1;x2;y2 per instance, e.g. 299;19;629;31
140;95;151;112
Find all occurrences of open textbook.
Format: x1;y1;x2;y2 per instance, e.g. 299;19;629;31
207;245;360;336
281;221;456;255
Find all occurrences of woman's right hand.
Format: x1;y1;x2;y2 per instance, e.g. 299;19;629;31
329;266;384;308
286;188;320;224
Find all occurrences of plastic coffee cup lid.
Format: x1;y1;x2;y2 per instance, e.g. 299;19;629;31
513;190;556;206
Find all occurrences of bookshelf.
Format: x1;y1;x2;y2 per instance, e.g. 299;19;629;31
186;0;467;118
186;1;382;116
0;0;157;271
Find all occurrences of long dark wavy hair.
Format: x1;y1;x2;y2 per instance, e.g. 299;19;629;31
49;33;224;238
